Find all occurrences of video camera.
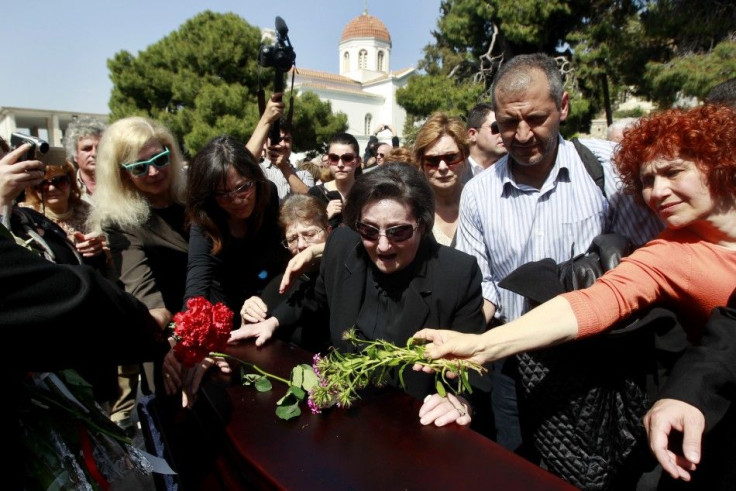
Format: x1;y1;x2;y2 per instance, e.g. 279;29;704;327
258;16;296;145
10;132;49;162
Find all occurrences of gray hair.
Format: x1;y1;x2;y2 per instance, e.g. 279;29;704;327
606;117;638;140
492;53;565;110
64;117;107;163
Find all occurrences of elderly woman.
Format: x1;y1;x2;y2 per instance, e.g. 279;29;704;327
21;161;109;271
413;112;469;247
241;193;332;352
415;105;736;443
184;135;288;325
230;163;490;427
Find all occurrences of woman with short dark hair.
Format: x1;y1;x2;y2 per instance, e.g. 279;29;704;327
231;163;490;428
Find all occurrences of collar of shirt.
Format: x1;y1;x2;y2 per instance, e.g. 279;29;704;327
499;134;572;197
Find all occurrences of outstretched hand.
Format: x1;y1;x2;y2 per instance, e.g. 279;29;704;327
229;317;279;347
643;398;704;481
241;295;269;323
411;329;490;374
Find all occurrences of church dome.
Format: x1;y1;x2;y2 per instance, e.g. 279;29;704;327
340;11;391;44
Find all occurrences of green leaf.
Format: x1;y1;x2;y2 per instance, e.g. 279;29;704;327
290;365;304;388
276;403;301;421
254;376;273;392
435;378;447;398
241;373;260;386
298;364;320;391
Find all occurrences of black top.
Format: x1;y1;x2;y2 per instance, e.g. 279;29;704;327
273;226;490;401
308;184;343;229
184;184;289;325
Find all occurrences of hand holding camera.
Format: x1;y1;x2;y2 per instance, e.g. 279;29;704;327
0;143;45;208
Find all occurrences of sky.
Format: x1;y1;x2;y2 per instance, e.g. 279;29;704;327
1;0;443;115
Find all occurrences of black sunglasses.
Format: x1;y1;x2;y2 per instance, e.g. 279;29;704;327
327;153;356;164
422;152;465;168
355;221;418;243
36;175;71;190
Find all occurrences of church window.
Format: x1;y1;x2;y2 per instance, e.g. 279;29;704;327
343;51;350;71
377;51;385;71
359;49;368;69
365;114;372;135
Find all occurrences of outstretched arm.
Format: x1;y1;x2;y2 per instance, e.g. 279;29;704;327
414;296;579;368
246;93;284;157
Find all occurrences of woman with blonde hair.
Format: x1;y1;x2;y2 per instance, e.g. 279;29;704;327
413;112;470;247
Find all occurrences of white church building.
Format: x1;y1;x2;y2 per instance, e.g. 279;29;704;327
292;10;414;152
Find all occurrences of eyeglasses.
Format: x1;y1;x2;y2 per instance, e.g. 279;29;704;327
215;180;258;201
327;153;356;164
355;221;418;243
122;148;170;177
481;122;500;135
281;228;325;248
35;175;71;191
422;152;465;168
377;152;386;158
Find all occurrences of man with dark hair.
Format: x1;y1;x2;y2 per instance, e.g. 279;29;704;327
456;53;662;467
260;119;314;202
465;103;506;179
705;77;736;108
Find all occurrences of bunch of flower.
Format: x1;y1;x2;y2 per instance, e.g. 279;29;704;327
171;299;487;421
306;328;486;413
171;296;232;367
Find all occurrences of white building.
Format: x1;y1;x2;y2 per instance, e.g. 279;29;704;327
293;10;414;153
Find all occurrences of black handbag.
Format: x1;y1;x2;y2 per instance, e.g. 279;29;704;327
499;234;677;490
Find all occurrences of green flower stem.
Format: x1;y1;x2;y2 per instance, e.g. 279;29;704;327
210;352;292;386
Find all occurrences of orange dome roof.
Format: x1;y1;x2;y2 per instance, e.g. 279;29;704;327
340;11;391;44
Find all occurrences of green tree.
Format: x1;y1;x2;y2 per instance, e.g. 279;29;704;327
399;0;736;136
108;11;346;155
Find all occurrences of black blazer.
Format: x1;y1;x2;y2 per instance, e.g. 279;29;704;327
273;226;489;399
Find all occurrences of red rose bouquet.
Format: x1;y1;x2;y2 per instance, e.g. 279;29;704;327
171;297;232;367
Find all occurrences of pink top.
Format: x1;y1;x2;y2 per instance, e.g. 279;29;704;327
563;228;736;343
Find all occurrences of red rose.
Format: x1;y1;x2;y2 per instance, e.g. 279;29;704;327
172;297;233;367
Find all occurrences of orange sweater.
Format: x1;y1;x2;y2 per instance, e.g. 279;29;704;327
563;228;736;343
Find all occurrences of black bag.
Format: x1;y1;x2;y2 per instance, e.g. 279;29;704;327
499;235;678;490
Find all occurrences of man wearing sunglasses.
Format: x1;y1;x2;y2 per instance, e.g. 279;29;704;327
455;54;662;458
465;103;506;180
259;120;314;203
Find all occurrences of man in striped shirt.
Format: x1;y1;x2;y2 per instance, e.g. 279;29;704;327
456;53;662;453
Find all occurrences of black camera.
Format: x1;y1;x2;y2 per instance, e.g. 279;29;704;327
258;16;296;72
259;17;296;145
10;132;49;162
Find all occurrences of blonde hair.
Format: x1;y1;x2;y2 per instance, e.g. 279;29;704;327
88;116;186;231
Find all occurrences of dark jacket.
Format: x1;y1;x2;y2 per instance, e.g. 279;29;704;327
273;226;489;400
656;291;736;490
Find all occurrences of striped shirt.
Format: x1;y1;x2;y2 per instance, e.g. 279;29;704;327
456;136;663;323
259;161;315;203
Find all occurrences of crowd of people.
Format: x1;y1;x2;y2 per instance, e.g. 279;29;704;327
3;53;736;490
